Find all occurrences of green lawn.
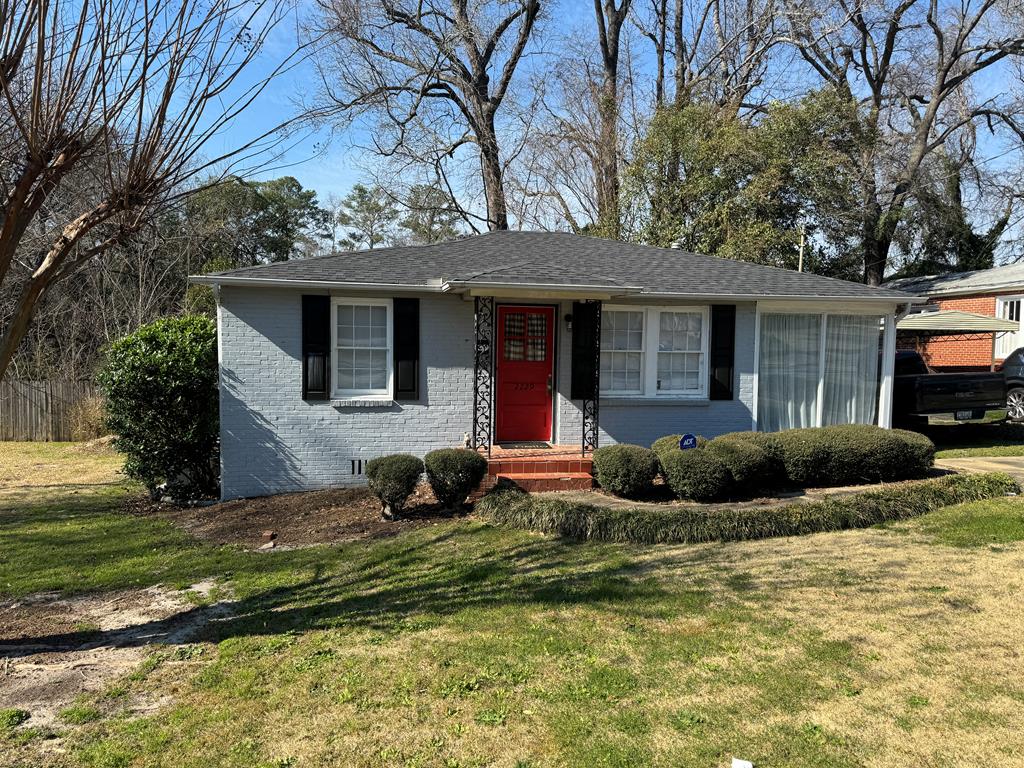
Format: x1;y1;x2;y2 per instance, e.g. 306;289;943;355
929;421;1024;458
2;444;1024;768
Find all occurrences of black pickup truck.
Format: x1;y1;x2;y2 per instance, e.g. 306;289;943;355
893;351;1006;425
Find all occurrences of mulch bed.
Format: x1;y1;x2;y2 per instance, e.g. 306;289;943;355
127;482;465;549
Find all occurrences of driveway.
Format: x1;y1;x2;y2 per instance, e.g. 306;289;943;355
935;455;1024;484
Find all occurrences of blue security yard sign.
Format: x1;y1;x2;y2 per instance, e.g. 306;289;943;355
679;433;698;450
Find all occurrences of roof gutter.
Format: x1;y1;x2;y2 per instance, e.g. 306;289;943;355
641;291;926;303
189;275;923;304
440;279;645;296
188;275;444;292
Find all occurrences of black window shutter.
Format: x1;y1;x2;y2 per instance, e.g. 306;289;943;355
302;295;330;400
571;301;600;400
709;304;736;400
393;298;420;401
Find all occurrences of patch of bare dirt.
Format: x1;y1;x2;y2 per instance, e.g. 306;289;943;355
128;483;465;549
0;581;227;728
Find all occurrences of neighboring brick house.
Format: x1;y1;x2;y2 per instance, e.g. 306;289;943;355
194;231;915;500
886;264;1024;371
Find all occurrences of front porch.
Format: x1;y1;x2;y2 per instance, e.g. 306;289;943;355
478;444;595;493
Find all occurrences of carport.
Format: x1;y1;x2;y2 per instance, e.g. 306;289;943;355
897;309;1019;371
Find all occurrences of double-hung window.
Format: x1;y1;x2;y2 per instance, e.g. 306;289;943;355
600;306;709;397
332;298;393;399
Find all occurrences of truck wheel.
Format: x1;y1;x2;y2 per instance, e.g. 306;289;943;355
1008;388;1024;423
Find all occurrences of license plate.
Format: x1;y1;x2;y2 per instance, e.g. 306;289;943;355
955;410;974;420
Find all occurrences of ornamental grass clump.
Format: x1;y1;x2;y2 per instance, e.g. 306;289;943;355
424;448;487;509
365;454;425;520
592;444;660;498
476;472;1019;545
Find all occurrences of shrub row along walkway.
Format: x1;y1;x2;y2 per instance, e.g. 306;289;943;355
549;456;1024;512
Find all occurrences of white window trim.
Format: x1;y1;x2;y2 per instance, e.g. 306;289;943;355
330;296;394;400
601;305;710;399
751;302;897;431
996;295;1024;359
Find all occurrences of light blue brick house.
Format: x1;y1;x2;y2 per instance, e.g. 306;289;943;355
192;231;917;500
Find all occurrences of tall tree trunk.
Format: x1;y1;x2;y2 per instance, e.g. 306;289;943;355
594;0;630;239
478;115;509;231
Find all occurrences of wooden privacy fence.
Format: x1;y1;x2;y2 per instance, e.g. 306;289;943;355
0;380;100;442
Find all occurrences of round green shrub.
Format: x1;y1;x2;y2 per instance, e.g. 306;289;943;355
772;428;833;487
365;454;425;519
651;434;707;463
98;315;218;499
424;448;488;509
592;444;659;498
819;425;935;484
660;449;732;501
890;428;936;478
705;435;774;495
773;425;936;488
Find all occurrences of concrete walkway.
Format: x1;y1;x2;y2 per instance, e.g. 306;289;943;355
935;456;1024;484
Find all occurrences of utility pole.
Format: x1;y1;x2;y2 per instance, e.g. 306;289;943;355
797;223;806;272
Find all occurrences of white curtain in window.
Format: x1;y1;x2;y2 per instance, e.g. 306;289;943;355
822;315;881;426
757;313;821;431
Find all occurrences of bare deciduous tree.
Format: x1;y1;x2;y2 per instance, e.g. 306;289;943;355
0;0;300;379
310;0;542;231
784;0;1024;284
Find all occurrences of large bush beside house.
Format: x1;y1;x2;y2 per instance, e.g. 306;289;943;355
366;454;424;519
98;315;218;500
592;444;660;498
424;448;487;509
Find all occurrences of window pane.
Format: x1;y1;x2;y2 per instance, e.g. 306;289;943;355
505;312;525;337
757;313;821;431
336;302;390;393
657;351;702;391
504;339;524;361
822;315;881;426
527;337;546;361
602;311;643;350
601;350;642;393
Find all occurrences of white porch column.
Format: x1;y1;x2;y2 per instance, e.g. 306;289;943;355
878;311;897;428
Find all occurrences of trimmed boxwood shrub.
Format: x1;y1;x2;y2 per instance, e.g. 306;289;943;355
476;472;1019;544
98;315;218;500
592;444;659;498
705;435;775;495
651;434;708;464
773;428;833;487
774;425;935;487
365;454;424;519
424;448;488;509
660;449;732;502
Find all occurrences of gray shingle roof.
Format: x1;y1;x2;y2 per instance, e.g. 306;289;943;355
196;230;914;301
884;262;1024;297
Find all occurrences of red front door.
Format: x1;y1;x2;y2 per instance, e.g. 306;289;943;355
496;305;555;442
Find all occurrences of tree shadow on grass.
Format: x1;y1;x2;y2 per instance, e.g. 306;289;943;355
0;524;716;658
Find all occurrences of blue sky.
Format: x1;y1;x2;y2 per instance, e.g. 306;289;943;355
209;0;596;205
207;0;1024;251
